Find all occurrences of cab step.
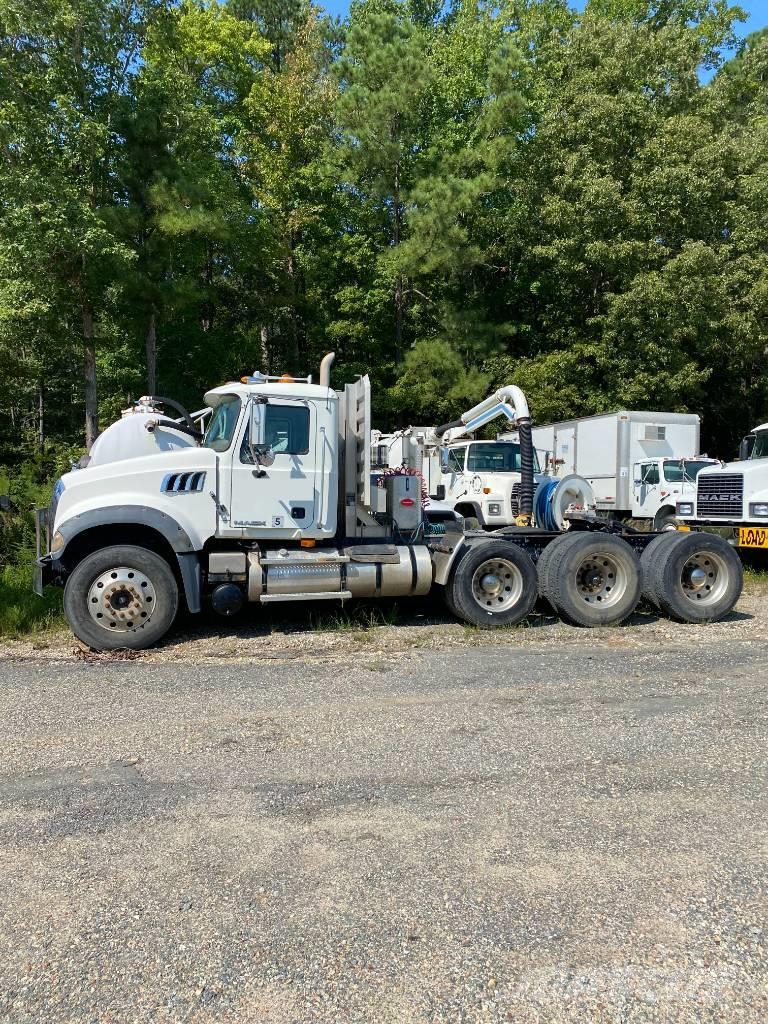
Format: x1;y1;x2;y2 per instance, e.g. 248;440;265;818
259;590;353;603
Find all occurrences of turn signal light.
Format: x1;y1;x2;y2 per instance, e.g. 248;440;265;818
300;538;316;547
483;487;491;494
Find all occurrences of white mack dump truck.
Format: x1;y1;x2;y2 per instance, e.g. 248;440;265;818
34;354;743;651
676;421;768;553
504;410;719;531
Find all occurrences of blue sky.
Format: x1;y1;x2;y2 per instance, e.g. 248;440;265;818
320;0;768;39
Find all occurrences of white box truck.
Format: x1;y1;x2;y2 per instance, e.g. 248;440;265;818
503;411;719;530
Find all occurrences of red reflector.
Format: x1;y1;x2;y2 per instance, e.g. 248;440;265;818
400;497;416;507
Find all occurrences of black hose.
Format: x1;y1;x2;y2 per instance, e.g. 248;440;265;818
146;417;204;441
145;395;196;430
517;417;534;517
434;417;464;439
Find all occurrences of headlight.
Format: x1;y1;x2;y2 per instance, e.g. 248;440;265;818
50;530;65;555
749;502;768;517
487;502;501;516
676;502;694;516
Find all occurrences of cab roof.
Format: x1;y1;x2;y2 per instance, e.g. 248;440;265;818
204;381;336;406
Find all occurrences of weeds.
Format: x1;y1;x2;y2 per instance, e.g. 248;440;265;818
308;601;401;634
0;561;64;638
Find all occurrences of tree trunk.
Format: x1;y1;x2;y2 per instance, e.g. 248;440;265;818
286;247;300;368
82;301;99;450
393;159;403;368
260;324;270;374
145;309;157;395
38;382;44;451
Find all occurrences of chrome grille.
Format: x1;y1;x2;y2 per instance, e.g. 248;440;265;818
696;473;743;518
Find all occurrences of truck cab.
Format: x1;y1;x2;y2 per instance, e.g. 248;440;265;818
677;424;768;546
436;440;540;527
632;457;719;528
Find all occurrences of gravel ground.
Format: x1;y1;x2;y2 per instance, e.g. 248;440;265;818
1;582;767;1022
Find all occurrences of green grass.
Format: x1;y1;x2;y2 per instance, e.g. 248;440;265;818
308;602;401;633
0;561;64;638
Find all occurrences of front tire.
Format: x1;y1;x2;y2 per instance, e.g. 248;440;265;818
447;541;538;628
64;545;179;651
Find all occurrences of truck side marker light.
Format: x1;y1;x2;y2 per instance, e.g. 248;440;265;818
400;498;416;507
300;539;316;547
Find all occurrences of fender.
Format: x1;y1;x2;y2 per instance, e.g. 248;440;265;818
49;505;202;613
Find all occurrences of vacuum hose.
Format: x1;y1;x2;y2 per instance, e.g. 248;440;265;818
145;417;204;441
517;416;535;522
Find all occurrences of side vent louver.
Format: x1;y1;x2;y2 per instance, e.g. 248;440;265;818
161;471;206;494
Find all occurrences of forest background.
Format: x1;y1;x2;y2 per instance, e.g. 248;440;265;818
0;0;767;627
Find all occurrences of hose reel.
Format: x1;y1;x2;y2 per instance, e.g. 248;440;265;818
534;474;595;531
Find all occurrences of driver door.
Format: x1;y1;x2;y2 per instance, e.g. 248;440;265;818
634;461;660;516
229;398;318;538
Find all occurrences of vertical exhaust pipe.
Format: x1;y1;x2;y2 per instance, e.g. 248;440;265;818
319;352;335;388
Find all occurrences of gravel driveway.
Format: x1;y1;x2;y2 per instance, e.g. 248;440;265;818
1;585;767;1022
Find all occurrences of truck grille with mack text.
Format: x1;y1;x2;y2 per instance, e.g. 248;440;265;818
696;473;743;518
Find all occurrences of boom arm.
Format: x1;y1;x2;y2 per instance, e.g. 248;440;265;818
434;385;531;444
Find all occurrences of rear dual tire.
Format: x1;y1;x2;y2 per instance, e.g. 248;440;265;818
445;541;538;628
538;532;641;627
641;531;742;623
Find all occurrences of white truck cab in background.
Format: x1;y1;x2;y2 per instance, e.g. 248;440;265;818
503;410;719;530
676;422;768;552
371;430;540;528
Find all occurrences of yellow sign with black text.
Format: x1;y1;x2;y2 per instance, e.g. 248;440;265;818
738;527;768;549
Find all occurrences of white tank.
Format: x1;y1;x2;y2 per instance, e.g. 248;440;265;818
88;412;198;467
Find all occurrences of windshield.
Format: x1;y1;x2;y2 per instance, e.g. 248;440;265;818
465;443;541;474
662;460;715;483
753;433;768;460
203;396;242;452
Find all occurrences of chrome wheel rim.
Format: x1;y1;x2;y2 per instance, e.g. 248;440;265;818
471;558;524;611
87;566;157;632
575;551;628;608
680;550;728;607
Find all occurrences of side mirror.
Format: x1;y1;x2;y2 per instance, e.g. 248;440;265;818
248;398;274;468
739;435;754;461
440;449;452;472
250;443;275;468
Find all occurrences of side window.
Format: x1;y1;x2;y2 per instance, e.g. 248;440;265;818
447;447;467;473
641;463;660;485
265;404;310;455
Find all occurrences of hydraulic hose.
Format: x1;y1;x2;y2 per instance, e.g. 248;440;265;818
517;416;535;522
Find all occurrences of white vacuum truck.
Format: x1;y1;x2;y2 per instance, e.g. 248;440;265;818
372;389;594;531
503;410;719;530
34;355;742;650
675;421;768;552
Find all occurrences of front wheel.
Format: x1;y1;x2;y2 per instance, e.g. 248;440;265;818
64;545;179;651
447;541;538;628
654;512;680;532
